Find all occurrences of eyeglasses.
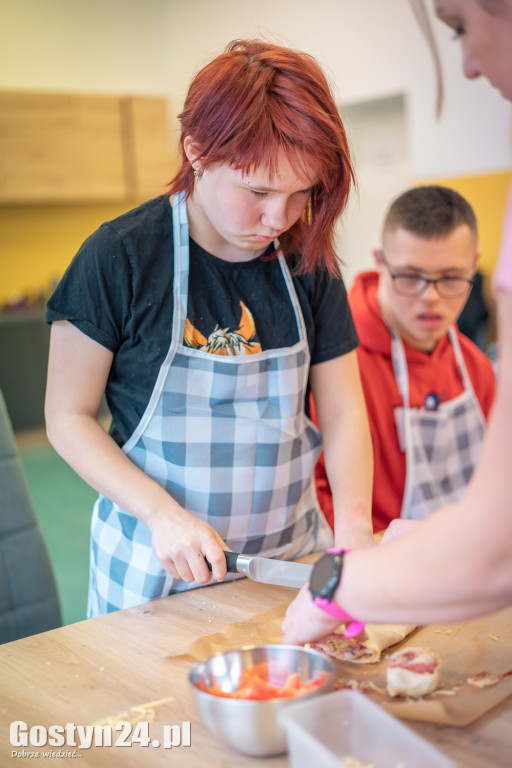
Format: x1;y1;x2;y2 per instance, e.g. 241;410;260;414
379;252;475;298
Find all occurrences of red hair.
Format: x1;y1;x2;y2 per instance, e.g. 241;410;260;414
168;39;354;276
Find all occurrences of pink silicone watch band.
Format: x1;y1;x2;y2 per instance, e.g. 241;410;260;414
313;597;365;637
313;548;365;638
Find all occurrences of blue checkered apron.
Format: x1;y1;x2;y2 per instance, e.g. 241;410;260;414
392;326;486;520
87;192;333;615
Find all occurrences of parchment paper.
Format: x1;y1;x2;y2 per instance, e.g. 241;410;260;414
172;602;512;726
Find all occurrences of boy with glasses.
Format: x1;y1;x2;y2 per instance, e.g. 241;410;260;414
314;185;496;532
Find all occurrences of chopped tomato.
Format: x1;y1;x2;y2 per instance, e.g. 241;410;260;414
201;663;330;700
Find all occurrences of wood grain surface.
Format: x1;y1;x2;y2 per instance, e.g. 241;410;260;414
1;562;511;768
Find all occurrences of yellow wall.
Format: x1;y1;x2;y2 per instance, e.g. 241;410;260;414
1;202;144;306
415;169;512;279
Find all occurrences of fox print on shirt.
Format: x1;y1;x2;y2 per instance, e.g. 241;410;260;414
184;301;262;356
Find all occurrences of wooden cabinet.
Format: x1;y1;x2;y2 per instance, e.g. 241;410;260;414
0;91;172;204
121;96;172;199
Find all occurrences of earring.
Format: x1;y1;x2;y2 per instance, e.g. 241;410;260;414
193;166;203;179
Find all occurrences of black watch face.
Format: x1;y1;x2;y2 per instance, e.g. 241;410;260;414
310;552;341;598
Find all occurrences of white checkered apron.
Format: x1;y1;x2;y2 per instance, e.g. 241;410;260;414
392;326;486;521
87;193;332;615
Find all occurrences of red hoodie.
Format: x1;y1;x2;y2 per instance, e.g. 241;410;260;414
313;271;496;532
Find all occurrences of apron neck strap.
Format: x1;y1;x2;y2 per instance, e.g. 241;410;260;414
390;323;474;407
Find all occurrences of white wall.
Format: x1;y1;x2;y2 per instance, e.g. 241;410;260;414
0;0;170;95
1;0;511;179
337;95;411;285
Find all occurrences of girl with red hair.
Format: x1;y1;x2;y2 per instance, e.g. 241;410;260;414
45;39;373;616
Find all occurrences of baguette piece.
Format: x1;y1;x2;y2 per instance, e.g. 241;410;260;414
306;623;416;664
386;646;441;698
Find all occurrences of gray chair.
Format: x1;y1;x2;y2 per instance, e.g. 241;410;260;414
0;389;62;643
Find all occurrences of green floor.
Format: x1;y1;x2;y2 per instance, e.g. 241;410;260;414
19;442;96;626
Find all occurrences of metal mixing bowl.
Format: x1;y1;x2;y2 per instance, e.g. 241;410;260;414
188;643;335;757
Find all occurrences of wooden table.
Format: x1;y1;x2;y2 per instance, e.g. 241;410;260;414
1;573;511;767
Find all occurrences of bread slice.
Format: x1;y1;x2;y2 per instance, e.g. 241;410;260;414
306;623;416;664
386;646;441;697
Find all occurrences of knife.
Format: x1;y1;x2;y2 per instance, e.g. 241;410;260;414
207;551;313;588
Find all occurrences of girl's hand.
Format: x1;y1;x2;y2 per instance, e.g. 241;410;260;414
281;584;343;646
146;505;228;585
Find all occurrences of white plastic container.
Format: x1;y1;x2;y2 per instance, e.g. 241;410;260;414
279;690;456;768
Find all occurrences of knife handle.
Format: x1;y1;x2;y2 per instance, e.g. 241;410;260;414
205;551;239;572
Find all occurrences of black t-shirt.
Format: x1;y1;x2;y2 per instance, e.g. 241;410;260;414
457;271;490;347
46;195;358;446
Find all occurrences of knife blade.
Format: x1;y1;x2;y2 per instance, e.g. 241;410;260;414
208;551;313;588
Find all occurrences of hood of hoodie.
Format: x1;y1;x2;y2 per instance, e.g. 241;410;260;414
349;271;392;357
348;270;452;362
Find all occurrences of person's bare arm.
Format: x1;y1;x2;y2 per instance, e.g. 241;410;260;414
310;352;374;549
45;321;228;583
